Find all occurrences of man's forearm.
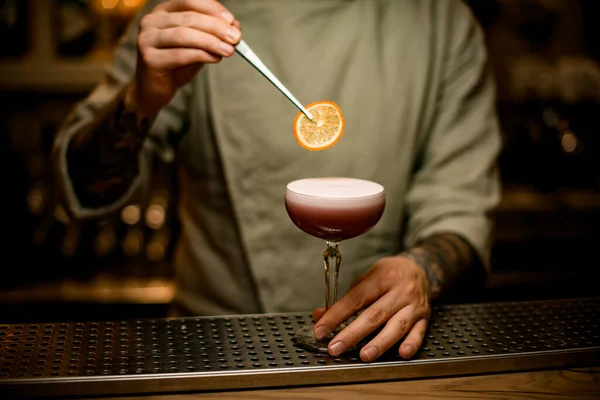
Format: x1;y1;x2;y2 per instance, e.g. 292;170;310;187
401;233;482;300
66;87;152;208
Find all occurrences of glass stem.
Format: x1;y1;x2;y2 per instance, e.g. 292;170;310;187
323;241;342;311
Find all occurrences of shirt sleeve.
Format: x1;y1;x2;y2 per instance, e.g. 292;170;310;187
403;1;502;272
52;0;189;220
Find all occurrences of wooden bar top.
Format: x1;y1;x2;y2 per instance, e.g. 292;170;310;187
102;366;599;400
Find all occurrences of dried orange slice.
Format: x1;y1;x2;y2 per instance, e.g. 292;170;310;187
293;100;345;151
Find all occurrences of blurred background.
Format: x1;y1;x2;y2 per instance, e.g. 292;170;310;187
0;0;598;322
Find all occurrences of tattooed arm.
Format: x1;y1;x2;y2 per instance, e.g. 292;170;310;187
53;0;196;220
401;233;485;300
65;88;152;209
55;0;240;218
51;1;154;220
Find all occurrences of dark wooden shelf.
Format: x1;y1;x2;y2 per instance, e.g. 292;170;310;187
499;186;600;212
0;59;106;93
0;276;174;305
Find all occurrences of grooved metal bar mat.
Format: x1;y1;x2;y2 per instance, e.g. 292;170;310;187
1;298;599;397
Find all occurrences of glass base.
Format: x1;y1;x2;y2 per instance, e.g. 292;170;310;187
293;322;366;354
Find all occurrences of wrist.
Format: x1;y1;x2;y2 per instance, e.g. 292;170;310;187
399;248;443;299
124;82;158;120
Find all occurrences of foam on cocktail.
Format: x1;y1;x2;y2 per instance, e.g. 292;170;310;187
286;177;384;207
285;178;385;242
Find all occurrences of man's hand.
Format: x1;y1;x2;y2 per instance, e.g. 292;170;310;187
128;0;242;117
312;255;431;362
312;233;482;362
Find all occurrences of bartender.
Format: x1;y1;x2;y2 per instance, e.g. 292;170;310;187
52;0;501;363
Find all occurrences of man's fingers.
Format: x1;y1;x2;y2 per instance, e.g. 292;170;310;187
399;318;428;359
313;278;381;341
358;305;416;362
140;1;241;73
140;12;241;46
156;0;234;23
144;48;221;70
327;292;405;357
151;27;234;56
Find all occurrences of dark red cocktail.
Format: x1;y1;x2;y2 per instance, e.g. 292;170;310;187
285;177;386;352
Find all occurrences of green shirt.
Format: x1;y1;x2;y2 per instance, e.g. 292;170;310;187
54;0;501;315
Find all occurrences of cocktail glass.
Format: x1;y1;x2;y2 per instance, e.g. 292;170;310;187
285;177;386;352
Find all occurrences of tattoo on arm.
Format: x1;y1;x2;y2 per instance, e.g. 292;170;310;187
400;233;479;299
66;95;151;208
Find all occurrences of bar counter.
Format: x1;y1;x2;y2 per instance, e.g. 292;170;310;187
1;297;599;398
103;367;600;400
